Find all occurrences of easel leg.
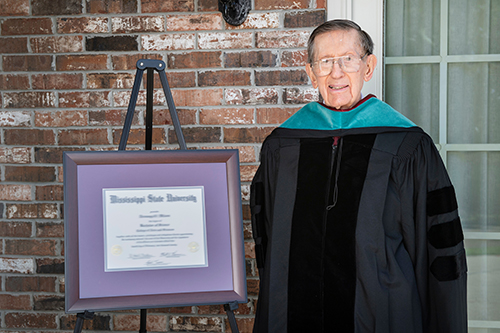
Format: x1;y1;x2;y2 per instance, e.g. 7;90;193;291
145;68;154;151
139;309;147;333
118;67;143;151
224;302;240;333
73;311;94;333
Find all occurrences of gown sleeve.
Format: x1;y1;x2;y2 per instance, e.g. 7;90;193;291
396;132;468;333
250;137;278;274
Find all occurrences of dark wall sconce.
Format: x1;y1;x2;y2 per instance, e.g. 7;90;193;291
218;0;251;26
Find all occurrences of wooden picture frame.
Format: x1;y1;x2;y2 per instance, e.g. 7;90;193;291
64;149;247;313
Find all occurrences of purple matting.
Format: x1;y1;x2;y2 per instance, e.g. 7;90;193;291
77;162;232;299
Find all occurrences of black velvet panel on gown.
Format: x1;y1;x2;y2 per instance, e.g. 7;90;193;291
287;134;376;332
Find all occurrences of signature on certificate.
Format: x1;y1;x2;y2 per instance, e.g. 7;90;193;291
129;253;154;260
146;259;168;266
160;251;185;258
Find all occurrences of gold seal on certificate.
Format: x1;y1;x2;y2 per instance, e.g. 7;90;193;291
102;186;207;272
188;242;200;253
111;245;123;256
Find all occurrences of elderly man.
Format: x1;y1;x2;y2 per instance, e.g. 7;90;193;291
250;20;467;332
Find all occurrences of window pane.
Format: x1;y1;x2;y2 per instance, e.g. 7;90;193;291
448;62;500;143
487;62;500;142
385;64;440;141
465;239;500;321
385;0;440;56
449;0;500;55
448;152;500;232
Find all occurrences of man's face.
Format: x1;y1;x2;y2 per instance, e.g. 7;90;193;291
306;29;377;110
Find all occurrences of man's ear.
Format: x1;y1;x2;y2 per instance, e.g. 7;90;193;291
364;54;377;82
306;63;318;88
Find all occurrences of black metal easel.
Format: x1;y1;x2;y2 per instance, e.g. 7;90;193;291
118;59;187;151
73;59;240;333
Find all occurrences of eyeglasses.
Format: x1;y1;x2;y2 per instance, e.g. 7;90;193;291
310;53;368;76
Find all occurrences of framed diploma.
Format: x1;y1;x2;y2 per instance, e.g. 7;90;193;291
63;149;247;313
103;186;208;272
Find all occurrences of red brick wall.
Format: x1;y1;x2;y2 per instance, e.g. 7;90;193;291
0;0;325;331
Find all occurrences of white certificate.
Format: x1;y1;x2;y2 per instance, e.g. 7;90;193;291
102;186;207;272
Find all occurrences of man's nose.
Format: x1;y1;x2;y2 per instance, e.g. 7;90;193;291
330;61;344;78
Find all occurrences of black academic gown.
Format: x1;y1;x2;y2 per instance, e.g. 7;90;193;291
250;95;467;333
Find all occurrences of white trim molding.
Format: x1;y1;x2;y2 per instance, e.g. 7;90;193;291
327;0;353;20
